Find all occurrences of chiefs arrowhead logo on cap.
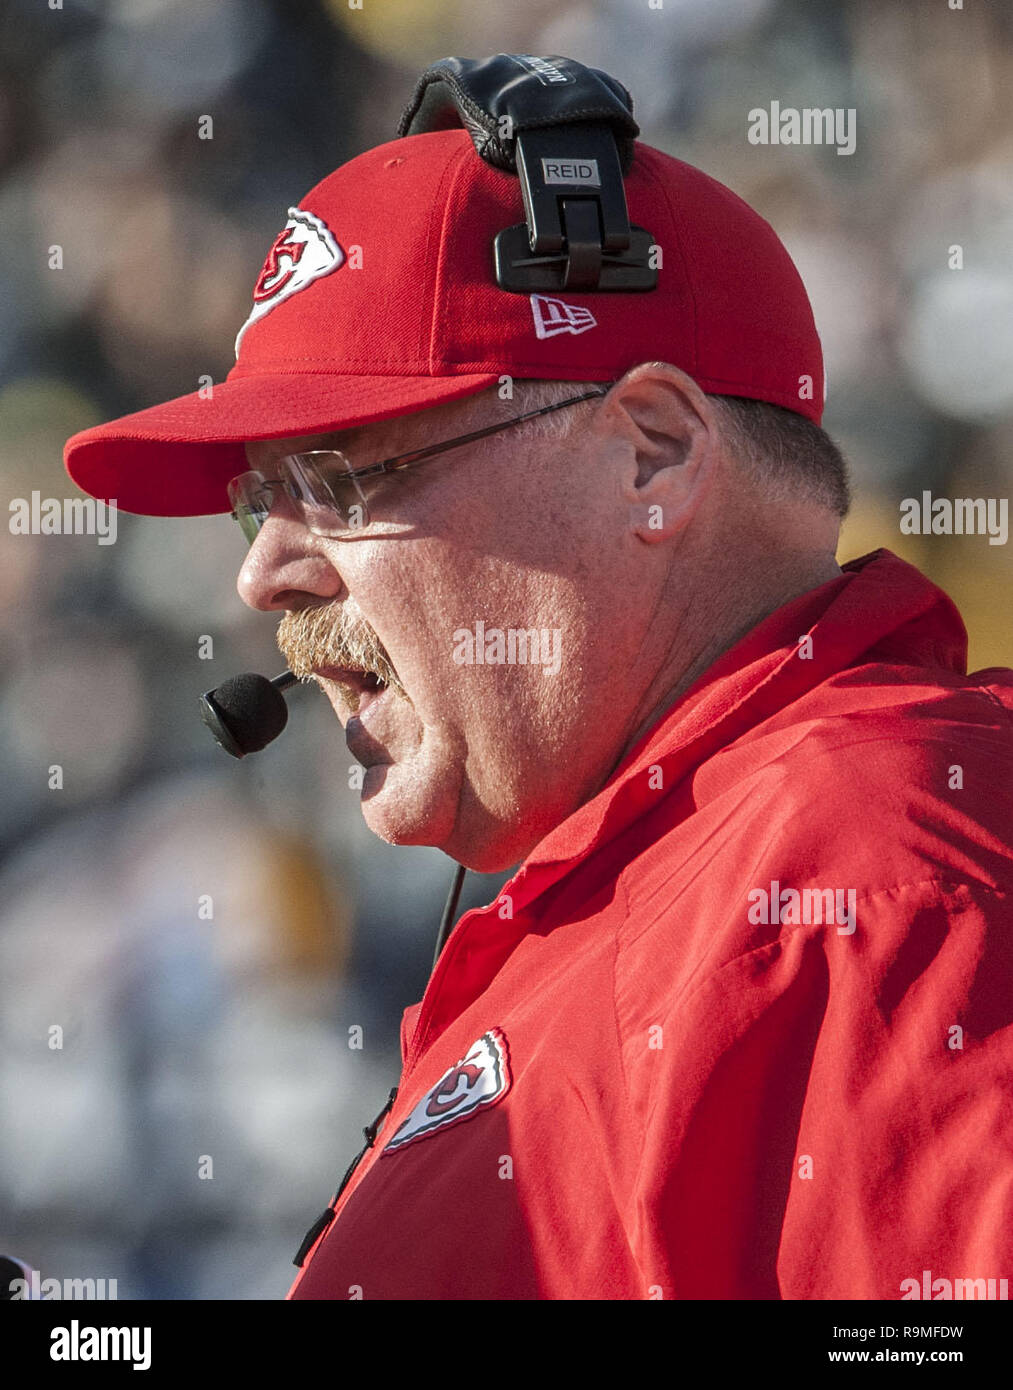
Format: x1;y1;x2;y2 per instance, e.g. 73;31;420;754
234;207;345;358
383;1029;512;1154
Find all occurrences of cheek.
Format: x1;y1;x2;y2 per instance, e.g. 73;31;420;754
348;536;485;700
343;470;603;704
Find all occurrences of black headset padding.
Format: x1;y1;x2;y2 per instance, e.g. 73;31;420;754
396;54;639;175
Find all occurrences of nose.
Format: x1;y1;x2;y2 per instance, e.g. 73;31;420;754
236;512;345;611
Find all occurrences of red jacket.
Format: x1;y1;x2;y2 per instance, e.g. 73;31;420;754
288;550;1013;1300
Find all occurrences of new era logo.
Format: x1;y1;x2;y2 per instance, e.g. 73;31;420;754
530;293;598;339
382;1029;512;1154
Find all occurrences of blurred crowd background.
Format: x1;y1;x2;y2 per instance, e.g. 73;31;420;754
1;0;1011;1299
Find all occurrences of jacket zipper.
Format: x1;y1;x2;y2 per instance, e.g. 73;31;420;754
292;1084;399;1267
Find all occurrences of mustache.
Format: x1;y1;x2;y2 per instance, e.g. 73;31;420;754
276;603;406;699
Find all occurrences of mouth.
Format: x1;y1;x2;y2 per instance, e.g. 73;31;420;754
312;664;392;716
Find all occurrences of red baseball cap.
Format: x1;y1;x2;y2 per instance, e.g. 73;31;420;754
64;128;824;517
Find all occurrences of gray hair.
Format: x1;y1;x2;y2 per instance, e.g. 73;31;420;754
488;369;850;518
709;393;850;518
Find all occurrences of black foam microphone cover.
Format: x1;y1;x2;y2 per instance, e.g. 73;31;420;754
199;671;296;757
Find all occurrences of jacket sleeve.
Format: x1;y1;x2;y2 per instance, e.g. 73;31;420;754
622;879;1013;1299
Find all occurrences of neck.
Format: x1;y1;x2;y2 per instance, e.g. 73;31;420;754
610;550;844;777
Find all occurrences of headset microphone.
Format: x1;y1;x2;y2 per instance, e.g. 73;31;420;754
199;669;298;758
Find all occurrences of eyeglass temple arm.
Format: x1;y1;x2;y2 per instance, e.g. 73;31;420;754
373;384;614;472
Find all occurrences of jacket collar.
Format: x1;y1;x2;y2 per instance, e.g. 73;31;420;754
508;549;967;909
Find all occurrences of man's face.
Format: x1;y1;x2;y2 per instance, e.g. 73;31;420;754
237;389;649;872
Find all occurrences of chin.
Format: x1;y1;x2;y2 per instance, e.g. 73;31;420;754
358;760;459;849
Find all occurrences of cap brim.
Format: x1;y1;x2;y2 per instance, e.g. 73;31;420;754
64;371;502;516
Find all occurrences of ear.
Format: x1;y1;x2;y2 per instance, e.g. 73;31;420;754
602;363;719;544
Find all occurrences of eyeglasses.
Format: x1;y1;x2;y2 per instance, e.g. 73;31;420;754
228;384;612;546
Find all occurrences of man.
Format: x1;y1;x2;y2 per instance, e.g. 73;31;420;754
65;58;1013;1300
